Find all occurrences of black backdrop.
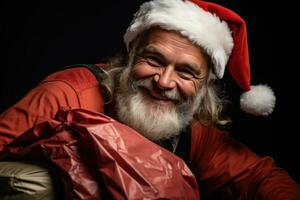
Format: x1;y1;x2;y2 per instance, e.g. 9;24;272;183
1;1;299;183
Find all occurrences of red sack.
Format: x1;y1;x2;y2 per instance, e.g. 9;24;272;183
0;108;200;199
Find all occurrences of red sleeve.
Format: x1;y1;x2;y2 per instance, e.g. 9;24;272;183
0;81;80;150
190;122;300;199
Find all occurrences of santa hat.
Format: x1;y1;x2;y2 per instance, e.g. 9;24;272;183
124;0;275;116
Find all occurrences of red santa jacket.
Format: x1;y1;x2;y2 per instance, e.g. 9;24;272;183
1;65;300;199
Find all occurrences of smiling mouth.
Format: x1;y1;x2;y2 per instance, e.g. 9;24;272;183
139;87;177;103
149;90;170;101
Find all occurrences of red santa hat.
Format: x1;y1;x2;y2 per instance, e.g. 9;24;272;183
124;0;275;116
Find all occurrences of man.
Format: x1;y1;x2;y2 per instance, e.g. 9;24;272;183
0;0;299;199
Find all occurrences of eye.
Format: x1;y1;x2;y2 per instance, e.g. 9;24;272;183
146;56;162;67
177;69;195;80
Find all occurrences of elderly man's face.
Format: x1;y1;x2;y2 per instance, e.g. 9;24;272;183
115;28;209;141
132;28;209;108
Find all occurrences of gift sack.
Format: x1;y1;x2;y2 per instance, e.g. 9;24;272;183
0;108;200;199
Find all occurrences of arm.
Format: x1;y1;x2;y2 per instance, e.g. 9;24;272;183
190;122;300;200
0;81;80;150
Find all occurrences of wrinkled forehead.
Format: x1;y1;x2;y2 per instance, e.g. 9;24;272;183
135;27;208;56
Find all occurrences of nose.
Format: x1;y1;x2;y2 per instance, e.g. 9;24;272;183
154;66;176;90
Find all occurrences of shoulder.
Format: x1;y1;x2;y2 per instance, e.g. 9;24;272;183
42;64;106;93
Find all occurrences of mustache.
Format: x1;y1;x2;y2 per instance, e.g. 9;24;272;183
132;79;183;102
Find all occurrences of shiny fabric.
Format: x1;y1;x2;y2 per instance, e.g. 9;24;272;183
0;108;200;200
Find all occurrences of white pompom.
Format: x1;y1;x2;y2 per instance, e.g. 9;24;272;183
240;85;276;116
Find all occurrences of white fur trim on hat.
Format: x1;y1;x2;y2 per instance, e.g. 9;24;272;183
124;0;234;78
240;85;276;116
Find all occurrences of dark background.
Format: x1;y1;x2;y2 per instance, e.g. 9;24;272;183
1;1;299;183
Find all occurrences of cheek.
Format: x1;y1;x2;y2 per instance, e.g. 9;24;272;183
177;80;200;98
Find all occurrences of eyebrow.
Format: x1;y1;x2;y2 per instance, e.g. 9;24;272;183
140;46;201;75
140;46;166;61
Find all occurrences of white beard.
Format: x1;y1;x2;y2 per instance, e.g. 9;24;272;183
114;66;203;141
